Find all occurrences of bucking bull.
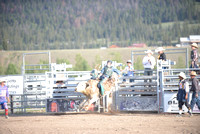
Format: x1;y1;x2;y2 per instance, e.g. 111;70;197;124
75;73;119;112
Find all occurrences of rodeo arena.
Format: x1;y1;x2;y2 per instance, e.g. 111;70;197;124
1;46;200;133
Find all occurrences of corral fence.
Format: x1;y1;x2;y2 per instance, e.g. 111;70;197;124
114;70;158;112
2;49;200;114
7;52;51;113
9;74;47;113
6;68;200;114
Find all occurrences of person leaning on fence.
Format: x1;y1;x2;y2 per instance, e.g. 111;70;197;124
177;72;192;116
122;60;134;83
98;60;120;96
142;50;156;83
190;71;200;112
190;43;199;68
0;79;10;119
155;47;166;61
90;69;98;80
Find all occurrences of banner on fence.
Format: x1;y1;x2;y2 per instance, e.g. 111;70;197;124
119;97;157;111
164;92;200;113
0;75;23;95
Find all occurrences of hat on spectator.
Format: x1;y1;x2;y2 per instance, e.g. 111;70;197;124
127;60;132;63
191;43;198;48
190;71;197;76
178;72;186;79
155;47;165;52
145;50;153;55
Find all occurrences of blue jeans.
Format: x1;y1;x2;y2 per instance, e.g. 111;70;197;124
0;101;8;109
190;61;198;68
144;68;153;83
190;92;200;110
98;76;108;95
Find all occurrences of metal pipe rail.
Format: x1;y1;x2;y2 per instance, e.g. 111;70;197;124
10;94;46;114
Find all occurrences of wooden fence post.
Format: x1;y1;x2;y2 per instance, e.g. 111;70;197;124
10;95;14;114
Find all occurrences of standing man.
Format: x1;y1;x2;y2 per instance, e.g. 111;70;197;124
155;47;166;61
142;50;156;83
98;60;120;95
190;43;198;68
190;71;200;111
0;79;10;119
177;72;192;116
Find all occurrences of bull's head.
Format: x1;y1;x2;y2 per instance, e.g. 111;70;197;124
75;81;90;93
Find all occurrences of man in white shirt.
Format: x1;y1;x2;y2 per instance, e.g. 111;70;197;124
142;50;156;83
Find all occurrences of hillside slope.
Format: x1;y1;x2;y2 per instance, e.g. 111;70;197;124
0;0;200;50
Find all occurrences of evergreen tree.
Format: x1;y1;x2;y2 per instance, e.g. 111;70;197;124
0;0;199;50
74;54;91;71
6;63;19;75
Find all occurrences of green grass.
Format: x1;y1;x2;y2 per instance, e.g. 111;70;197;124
0;46;193;75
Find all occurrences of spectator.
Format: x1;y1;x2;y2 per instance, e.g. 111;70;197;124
177;72;192;116
90;69;98;80
190;71;200;112
142;50;156;83
122;60;134;84
155;47;166;61
0;79;10;119
190;43;198;68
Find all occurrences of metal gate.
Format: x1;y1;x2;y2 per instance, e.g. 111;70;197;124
115;70;158;112
157;67;200;113
12;52;51;113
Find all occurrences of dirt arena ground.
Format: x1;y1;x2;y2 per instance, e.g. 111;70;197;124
0;112;200;134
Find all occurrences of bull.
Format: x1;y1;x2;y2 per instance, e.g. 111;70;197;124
75;73;118;112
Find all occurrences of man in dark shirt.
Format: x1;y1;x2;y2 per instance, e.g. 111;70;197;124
155;47;166;61
190;71;200;111
190;43;198;68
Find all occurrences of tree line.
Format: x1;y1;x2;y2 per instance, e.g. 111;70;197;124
0;0;200;50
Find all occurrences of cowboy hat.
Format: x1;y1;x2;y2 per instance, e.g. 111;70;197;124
190;71;197;76
191;43;198;48
178;72;186;79
155;47;165;52
145;50;153;54
127;60;132;63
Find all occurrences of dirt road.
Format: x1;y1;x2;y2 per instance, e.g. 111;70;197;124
0;113;200;134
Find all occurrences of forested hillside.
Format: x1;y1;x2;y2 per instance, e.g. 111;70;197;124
0;0;200;50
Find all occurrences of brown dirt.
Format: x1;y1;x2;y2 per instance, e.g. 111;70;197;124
0;113;200;134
